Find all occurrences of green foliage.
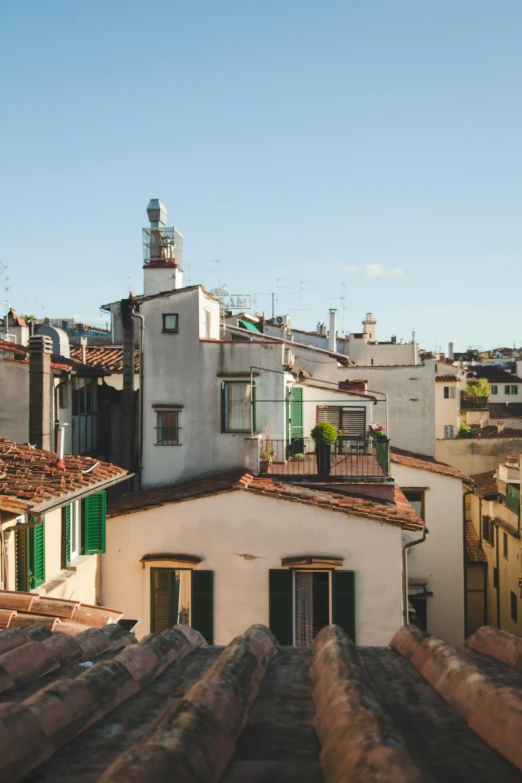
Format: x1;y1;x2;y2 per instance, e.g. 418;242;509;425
457;422;472;439
466;378;491;398
311;422;338;444
20;314;36;323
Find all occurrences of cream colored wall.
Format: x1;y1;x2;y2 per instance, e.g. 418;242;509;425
102;491;404;645
472;495;522;636
44;509;62;581
436;437;522;474
434;383;460;440
391;462;465;645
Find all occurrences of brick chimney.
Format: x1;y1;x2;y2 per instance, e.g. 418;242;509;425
29;335;53;450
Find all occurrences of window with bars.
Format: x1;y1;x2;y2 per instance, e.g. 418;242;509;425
156;410;181;445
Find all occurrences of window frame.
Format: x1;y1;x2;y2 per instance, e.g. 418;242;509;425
505;384;518;395
221;381;252;434
70;501;81;560
292;568;332;646
150;567;192;633
444;424;455;439
491;385;498;395
162;313;179;334
503;531;508;560
155;409;181;446
403;490;426;521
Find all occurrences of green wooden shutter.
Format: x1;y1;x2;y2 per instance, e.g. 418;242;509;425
15;529;29;592
269;569;292;645
61;505;72;568
82;492;106;554
191;570;214;644
290;387;303;439
220;382;226;433
29;520;46;589
150;568;172;633
332;570;356;643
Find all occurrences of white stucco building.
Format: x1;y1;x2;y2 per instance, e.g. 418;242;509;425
390;448;470;645
104;474;424;646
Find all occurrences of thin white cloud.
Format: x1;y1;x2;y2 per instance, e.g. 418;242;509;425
344;264;404;278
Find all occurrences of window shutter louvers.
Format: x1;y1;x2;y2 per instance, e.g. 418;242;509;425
191;570;214;644
332;570;356;643
269;569;293;645
61;505;72;568
82;492;106;555
29;520;46;589
150;568;172;634
316;406;340;426
290;388;304;439
340;409;366;437
15;529;29;592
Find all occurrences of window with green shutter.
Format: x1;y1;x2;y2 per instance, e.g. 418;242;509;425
191;570;214;644
82;492;106;554
150;568;213;642
16;520;46;590
269;569;293;645
62;505;72;568
332;570;356;643
29;521;46;588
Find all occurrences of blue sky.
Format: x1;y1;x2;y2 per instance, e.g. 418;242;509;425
1;1;521;351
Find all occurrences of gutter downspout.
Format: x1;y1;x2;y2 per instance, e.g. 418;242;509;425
402;528;429;625
463;487;475;637
132;310;145;490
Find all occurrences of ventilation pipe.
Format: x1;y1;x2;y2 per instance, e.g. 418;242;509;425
328;309;337;352
54;421;68;470
449;342;454;360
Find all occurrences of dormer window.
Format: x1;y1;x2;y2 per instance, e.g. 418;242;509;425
162;314;179;333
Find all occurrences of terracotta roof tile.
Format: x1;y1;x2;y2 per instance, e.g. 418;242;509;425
390;447;470;481
1;622;520;781
470;470;498;498
0;438;129;512
436;375;459;382
489;403;522;419
465;520;487;562
472;425;522;439
108;471;424;530
70;345;139;373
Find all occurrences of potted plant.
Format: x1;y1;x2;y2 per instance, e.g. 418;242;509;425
311;422;338;476
369;423;387;441
259;428;275;473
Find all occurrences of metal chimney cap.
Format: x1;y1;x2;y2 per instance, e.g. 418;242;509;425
147;199;168;227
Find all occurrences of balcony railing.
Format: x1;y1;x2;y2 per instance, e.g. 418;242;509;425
460;395;490;410
262;437;390;479
504;485;520;515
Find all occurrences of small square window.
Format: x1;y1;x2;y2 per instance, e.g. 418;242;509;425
403;490;425;521
156;411;181;445
162;314;179;333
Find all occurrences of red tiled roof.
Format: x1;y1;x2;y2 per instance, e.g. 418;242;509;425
108;471;424;530
0;438;129;513
70;345;139;372
0;590;123;634
465;519;487;562
0;338;101;374
472;425;522;439
435;375;459;382
390;447;470;481
470;470;498;498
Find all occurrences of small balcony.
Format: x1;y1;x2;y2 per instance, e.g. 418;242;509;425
460;395;490;410
261;437;390;479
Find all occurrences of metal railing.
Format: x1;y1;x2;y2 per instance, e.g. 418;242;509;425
460;395;490;410
504;485;520;515
262;437;390;478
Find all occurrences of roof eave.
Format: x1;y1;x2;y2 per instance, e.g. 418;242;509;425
29;472;133;517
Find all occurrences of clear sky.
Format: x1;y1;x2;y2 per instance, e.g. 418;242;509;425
1;1;521;352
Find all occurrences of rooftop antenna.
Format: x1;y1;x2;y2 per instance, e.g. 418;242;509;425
112;276;134;294
275;277;294;315
0;261;12;340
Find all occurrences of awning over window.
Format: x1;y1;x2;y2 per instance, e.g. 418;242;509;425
239;319;261;334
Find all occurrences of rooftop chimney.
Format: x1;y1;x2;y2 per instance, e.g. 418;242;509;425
328;309;337;352
143;199;183;296
449;342;454;360
55;421;68;470
29;335;53;450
